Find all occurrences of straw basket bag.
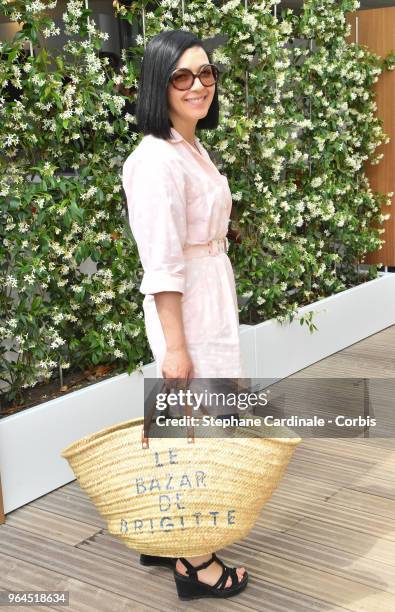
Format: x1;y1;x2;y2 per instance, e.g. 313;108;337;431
61;380;302;557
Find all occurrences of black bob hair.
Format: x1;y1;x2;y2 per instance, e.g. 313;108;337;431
135;30;220;141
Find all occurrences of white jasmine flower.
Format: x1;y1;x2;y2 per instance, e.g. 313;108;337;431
242;14;258;29
50;337;66;348
232;191;242;202
81;186;98;200
261;147;274;158
6;275;18;288
221;0;241;15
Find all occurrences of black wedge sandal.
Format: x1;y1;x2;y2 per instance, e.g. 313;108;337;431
139;553;176;569
173;553;248;600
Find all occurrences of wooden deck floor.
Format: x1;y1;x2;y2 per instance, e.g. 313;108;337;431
1;326;394;611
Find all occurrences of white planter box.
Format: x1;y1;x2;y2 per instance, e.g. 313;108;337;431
1;273;394;515
254;272;395;379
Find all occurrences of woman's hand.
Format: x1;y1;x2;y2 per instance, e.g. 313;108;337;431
153;291;193;387
162;345;194;387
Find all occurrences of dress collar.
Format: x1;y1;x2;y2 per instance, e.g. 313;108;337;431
169;127;200;145
168;126;217;170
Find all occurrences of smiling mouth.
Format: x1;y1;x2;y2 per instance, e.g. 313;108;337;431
185;95;208;104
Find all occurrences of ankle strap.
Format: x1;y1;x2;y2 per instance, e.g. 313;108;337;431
179;553;215;576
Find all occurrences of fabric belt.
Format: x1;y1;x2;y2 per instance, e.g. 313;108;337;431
183;237;229;259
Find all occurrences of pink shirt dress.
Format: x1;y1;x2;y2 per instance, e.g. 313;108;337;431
122;127;246;380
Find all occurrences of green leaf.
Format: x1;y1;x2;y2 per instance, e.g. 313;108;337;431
116;242;123;258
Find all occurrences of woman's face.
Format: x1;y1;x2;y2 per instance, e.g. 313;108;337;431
167;45;216;127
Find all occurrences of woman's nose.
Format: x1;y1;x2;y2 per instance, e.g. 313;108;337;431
190;75;205;92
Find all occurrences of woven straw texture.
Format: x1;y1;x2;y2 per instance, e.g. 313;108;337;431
61;415;302;557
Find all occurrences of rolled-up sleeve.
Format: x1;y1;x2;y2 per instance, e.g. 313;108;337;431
122;154;187;295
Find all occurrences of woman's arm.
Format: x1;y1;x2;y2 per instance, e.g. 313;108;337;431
122;155;192;381
154;291;186;351
154;291;193;381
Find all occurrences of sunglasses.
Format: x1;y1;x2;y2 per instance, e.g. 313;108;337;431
168;63;220;91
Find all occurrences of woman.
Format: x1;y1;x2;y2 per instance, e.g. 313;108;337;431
122;30;248;600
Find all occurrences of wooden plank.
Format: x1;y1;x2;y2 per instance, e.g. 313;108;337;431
287;442;395;484
0;527;247;611
363;456;395;480
237;526;395;593
302;438;395;464
292;353;395;377
345;474;395;500
349;437;395;453
260;486;339;522
78;531;350;612
3;507;100;546
285;457;377;488
279;459;395;501
275;472;341;500
350;438;395;451
245;503;304;533
293;449;395;484
286;517;395;567
0;325;394;611
257;494;395;542
292;446;376;474
0;553;156;612
222;544;395;612
329;436;395;452
291;325;395;378
0;516;353;612
60;480;92;499
349;7;395;266
1;506;385;609
327;488;395;518
29;489;106;529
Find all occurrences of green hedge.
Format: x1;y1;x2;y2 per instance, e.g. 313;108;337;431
0;0;393;408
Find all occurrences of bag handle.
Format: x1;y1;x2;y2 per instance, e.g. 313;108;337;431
141;379;199;449
140;376;245;449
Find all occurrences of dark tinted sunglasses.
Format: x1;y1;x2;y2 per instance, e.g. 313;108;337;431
168;63;220;91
